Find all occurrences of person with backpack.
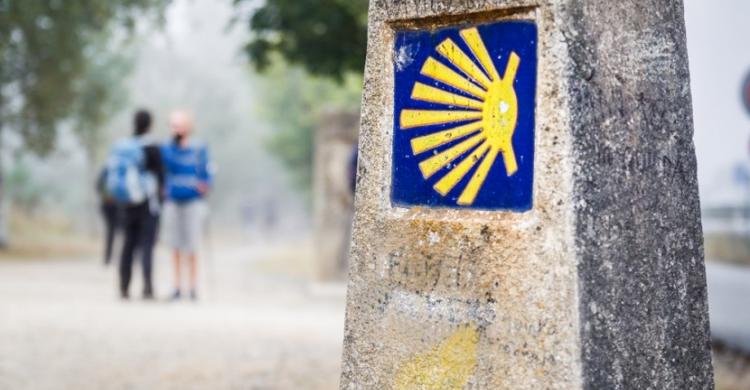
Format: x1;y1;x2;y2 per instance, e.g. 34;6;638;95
105;109;165;300
161;110;212;301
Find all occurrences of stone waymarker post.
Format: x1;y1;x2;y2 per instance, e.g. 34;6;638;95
314;111;359;280
341;1;713;389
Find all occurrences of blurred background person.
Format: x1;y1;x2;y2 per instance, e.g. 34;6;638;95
161;110;212;301
105;109;165;300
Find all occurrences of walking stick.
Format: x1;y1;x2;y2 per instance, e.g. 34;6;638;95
203;207;216;302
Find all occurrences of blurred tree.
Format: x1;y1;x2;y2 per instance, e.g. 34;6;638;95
73;39;134;163
235;0;367;199
235;0;368;80
0;0;168;248
255;60;362;194
6;161;45;214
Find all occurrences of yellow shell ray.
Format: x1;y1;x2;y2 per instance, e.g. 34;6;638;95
410;121;482;155
436;38;493;89
458;145;500;205
411;82;484;110
418;133;486;179
460;28;500;81
434;142;491;196
420;57;488;99
502;52;520;86
394;325;480;390
401;109;482;130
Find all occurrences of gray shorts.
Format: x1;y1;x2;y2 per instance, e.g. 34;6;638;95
163;200;206;253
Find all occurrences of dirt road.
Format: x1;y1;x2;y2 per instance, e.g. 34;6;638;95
0;244;346;390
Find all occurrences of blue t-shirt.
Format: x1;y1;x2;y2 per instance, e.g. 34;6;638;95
161;141;212;202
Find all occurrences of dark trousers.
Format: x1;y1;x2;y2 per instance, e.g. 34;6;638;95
101;202;120;265
119;203;159;297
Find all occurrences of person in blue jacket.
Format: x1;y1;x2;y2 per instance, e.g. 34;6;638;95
161;110;212;301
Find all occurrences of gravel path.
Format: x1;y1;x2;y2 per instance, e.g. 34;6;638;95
4;248;748;390
0;245;346;390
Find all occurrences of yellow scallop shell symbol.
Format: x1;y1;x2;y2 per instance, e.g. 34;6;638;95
400;28;521;206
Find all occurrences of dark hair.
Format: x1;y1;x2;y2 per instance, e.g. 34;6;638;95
134;109;152;136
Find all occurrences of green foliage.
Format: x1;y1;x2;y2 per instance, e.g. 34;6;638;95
0;0;168;155
72;38;134;161
256;60;362;192
236;0;367;195
236;0;368;80
6;161;45;212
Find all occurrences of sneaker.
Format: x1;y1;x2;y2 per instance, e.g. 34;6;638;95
143;290;155;300
189;290;198;301
170;289;181;301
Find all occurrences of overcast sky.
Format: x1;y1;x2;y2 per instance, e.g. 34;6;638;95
685;0;750;202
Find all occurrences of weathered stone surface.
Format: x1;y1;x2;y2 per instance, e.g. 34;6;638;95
563;3;713;388
341;1;713;389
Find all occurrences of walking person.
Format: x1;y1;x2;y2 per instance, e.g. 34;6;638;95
105;109;164;300
161;110;212;301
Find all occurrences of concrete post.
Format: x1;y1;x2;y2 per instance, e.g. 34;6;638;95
313;110;360;280
341;1;713;389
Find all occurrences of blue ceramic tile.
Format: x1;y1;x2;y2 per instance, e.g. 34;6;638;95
392;21;537;211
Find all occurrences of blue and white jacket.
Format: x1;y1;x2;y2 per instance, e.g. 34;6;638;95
161;140;212;203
